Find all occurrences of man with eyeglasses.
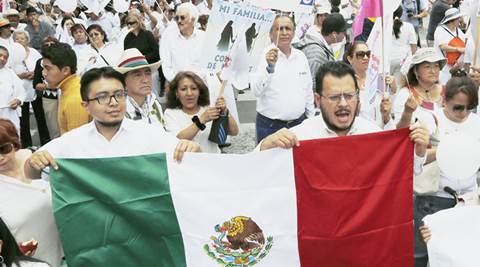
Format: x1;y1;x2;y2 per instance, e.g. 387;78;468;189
160;2;205;83
24;67;201;180
41;42;91;134
259;61;429;175
116;48;165;128
251;14;315;143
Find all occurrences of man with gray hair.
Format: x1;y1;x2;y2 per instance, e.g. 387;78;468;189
160;2;205;82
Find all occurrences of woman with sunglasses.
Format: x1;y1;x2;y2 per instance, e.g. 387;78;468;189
344;41;396;129
82;24;121;74
0;118;63;266
413;74;480;266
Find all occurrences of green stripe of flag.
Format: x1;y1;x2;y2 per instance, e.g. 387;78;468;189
51;153;186;267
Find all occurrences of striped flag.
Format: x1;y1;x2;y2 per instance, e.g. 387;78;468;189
51;129;414;267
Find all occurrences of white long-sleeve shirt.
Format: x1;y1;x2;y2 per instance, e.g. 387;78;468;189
0;67;25;131
160;28;205;82
250;45;315;120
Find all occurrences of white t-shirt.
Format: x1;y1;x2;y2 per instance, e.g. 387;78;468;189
434;25;467;84
434;109;480;197
393;87;440;135
391;21;417;63
164;107;221;153
12;48;42;102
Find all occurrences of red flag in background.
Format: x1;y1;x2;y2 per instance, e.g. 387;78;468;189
293;128;414;267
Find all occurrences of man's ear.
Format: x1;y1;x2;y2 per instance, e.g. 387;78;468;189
314;92;321;107
61;66;72;76
81;101;88;108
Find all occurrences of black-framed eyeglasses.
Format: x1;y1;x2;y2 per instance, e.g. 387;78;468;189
126;21;137;26
355;51;371;59
87;90;127;105
452;104;473;113
321;91;359;103
174;15;186;22
0;143;14;154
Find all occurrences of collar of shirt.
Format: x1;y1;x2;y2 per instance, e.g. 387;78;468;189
58;74;80;92
84;119;132;142
177;28;200;40
127;94;154;118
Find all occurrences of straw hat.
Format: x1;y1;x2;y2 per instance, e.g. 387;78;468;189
3;9;19;17
440;8;462;24
0;18;11;28
115;48;161;74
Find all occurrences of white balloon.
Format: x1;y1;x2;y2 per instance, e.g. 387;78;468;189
55;0;78;13
9;43;26;65
113;0;130;13
437;133;480;180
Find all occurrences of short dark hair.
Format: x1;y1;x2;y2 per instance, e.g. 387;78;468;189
0;45;9;55
70;23;86;36
41;36;59;53
0;119;20;150
166;71;210;109
80;67;126;101
315;61;359;95
86;24;108;43
26;6;39;15
61;16;74;28
445;76;478;110
42;42;77;74
321;13;347;36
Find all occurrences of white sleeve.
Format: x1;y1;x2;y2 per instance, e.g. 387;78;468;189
163;109;184;136
12;70;25;103
302;57;315;118
160;35;175;82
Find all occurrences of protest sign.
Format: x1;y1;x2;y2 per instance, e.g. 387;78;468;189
200;0;275;88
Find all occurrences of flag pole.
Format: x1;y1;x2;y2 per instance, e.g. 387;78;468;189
473;16;480;66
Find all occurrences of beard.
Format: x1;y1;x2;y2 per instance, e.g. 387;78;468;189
95;119;123;128
320;103;360;134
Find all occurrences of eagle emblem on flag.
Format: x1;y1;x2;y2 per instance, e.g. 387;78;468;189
204;216;273;266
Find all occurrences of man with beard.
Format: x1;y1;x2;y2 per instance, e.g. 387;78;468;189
24;67;201;179
259;61;429;175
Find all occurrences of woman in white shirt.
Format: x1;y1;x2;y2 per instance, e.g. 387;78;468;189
12;30;50;148
81;24;121;74
414;74;480;266
343;41;396;129
390;6;417;86
394;48;446;136
433;8;467;85
164;71;238;153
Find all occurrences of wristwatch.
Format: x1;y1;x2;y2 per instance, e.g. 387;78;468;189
192;115;206;131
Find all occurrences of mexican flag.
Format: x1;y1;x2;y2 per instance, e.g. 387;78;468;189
51;129;414;267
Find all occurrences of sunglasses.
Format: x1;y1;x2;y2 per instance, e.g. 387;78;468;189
126;21;137;26
0;143;14;154
174;15;186;22
355;51;371;59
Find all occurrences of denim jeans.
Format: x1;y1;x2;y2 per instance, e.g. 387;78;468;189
255;113;306;144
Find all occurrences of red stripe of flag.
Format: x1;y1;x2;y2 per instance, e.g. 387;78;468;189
293;128;414;266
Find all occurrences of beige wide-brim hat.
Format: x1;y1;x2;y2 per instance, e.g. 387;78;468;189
440;8;462;24
404;48;447;75
115;48;161;74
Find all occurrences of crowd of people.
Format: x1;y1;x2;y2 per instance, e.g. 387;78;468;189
0;0;479;266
